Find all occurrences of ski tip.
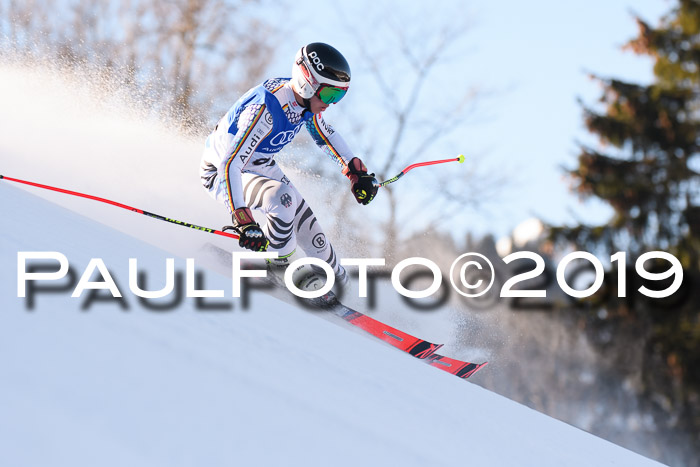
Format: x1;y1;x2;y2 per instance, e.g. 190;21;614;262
457;154;465;163
0;174;4;179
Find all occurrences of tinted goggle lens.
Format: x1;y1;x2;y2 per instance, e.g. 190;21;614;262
316;85;348;104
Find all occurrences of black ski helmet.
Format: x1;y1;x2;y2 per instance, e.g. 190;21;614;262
292;42;351;100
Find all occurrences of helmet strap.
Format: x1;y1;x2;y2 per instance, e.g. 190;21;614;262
301;96;312;111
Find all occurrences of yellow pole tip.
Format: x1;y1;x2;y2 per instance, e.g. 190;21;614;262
457;154;465;163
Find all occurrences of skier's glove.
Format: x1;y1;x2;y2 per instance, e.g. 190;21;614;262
232;207;269;252
343;157;378;205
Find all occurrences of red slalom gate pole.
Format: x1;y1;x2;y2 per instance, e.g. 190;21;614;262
375;154;466;188
0;174;239;240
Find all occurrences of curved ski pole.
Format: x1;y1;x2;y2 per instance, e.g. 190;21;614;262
0;174;240;240
374;154;465;188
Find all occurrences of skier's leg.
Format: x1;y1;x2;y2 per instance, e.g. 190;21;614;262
240;170;298;259
240;165;347;284
292;193;347;284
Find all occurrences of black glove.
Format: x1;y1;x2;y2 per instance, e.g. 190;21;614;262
232;207;269;252
343;157;378;205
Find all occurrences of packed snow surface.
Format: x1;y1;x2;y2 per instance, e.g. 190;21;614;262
0;64;663;466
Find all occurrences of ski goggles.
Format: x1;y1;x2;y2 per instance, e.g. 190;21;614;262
315;84;348;105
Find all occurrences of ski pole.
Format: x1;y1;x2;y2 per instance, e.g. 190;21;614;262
0;174;240;240
374;154;465;188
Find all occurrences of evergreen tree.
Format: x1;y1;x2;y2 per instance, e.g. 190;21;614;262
555;0;700;267
552;0;700;455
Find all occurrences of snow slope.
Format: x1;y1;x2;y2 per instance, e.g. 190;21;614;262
0;63;663;466
0;171;664;467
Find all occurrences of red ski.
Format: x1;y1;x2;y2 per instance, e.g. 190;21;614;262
426;354;488;379
326;298;487;379
328;305;444;359
202;243;487;380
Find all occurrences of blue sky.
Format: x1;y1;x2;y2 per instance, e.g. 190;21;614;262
227;0;673;245
254;1;671;240
3;0;671;242
456;1;670;237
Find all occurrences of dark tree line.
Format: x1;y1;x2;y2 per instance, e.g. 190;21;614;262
551;0;700;457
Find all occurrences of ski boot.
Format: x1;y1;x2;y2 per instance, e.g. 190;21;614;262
266;250;348;292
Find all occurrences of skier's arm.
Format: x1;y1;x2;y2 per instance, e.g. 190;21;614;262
305;113;354;171
220;104;273;213
305;113;378;205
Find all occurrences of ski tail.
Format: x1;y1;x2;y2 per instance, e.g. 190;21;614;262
426;355;488;379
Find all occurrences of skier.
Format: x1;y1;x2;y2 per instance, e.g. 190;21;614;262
200;42;378;287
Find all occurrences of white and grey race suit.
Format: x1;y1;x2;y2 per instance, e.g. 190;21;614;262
200;78;355;276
